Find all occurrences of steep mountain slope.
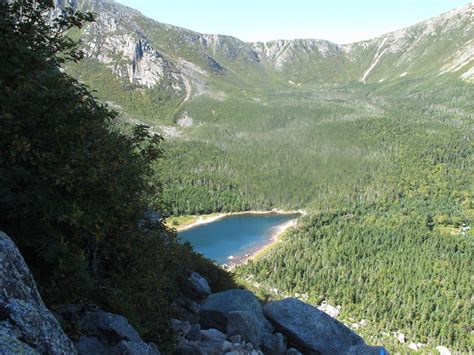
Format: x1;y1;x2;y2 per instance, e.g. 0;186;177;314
343;2;474;83
64;0;473;124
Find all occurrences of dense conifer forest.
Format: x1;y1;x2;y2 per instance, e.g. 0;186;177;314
164;78;473;351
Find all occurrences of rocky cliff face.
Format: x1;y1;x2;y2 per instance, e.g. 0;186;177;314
0;232;76;354
0;231;161;354
75;0;186;92
341;2;474;83
170;280;390;354
57;0;472;108
252;39;342;70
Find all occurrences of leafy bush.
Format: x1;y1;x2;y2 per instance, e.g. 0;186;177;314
0;1;234;348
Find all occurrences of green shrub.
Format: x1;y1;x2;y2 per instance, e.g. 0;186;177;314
0;1;234;349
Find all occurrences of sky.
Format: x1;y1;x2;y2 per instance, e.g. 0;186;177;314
115;0;470;44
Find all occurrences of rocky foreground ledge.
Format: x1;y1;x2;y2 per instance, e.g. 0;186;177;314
0;231;388;354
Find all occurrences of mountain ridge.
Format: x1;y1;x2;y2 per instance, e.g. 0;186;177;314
66;0;473;94
89;0;473;46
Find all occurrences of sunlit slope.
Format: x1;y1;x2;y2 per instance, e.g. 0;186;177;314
65;0;472;124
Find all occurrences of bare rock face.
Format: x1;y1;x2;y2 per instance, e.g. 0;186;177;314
75;336;108;354
0;231;77;354
189;272;212;300
261;332;286;355
199;289;273;337
81;309;143;343
180;274;388;354
66;307;161;355
110;339;161;354
263;298;388;355
0;323;38;354
226;311;260;348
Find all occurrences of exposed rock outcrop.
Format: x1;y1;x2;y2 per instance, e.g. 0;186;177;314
199;289;273;338
263;298;387;354
177;281;389;354
436;345;452;355
62;0;474;94
81;309;143;343
0;231;163;354
226;311;261;348
189;271;212;300
0;231;389;355
0;231;77;354
260;332;286;355
54;305;161;355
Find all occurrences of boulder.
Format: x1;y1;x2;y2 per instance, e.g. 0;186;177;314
197;339;233;355
185;323;202;341
0;231;76;354
318;302;340;318
263;298;375;354
81;309;142;343
286;348;302;355
0;331;38;354
76;308;161;354
261;332;286;355
200;289;273;336
175;297;201;315
173;344;205;355
189;272;211;300
226;311;260;348
172;319;192;336
75;336;108;354
228;334;241;343
173;297;201;324
202;328;227;340
436;346;451;355
110;340;161;354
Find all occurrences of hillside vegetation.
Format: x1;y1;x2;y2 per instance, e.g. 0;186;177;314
0;2;234;350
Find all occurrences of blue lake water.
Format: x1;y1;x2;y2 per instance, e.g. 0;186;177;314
179;213;300;264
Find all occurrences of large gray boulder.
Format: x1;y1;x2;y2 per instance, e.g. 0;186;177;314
75;336;108;354
199;289;273;336
76;309;160;354
261;332;286;355
226;311;260;348
81;310;142;343
189;272;211;300
0;329;38;354
263;298;387;354
197;339;233;355
201;328;227;340
171;319;192;336
173;344;205;355
185;323;202;342
0;231;77;354
110;340;160;354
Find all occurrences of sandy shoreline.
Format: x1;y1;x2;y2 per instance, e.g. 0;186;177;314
174;209;305;267
175;209;305;232
226;216;300;268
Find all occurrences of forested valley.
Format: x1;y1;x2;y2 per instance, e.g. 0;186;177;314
160;79;473;352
